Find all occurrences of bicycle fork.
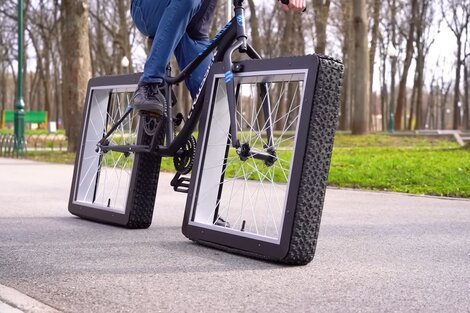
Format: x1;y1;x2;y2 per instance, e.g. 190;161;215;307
222;40;277;167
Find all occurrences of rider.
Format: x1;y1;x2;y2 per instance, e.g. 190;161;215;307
130;0;306;114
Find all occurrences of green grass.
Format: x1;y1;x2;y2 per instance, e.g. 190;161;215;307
330;146;470;197
329;134;470;197
10;133;470;198
25;151;76;164
163;134;470;198
333;133;454;148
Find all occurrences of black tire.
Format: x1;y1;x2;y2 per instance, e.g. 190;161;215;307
69;79;163;229
281;56;343;265
125;117;163;229
182;54;343;265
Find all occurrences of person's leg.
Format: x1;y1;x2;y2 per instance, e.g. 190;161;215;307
142;0;202;84
130;0;167;112
130;0;202;112
174;34;213;99
130;0;167;39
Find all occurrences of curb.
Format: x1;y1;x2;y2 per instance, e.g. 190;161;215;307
0;284;61;313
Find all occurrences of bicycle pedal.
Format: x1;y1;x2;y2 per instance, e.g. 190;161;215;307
170;173;191;193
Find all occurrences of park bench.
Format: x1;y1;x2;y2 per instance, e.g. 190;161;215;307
1;111;48;129
415;129;470;146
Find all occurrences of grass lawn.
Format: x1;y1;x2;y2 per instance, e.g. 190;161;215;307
26;151;76;164
16;134;470;198
330;135;470;198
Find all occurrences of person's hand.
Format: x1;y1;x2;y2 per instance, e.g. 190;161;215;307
278;0;306;12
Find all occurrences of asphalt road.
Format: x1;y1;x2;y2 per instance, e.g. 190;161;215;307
0;158;469;313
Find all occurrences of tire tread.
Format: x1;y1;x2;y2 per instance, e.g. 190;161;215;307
125;117;164;229
281;55;343;265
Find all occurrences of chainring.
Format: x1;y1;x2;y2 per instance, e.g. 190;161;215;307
142;113;160;136
173;135;197;175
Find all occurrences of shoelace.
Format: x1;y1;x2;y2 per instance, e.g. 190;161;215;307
144;84;161;100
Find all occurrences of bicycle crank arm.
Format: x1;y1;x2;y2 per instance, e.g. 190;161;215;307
99;144;151;155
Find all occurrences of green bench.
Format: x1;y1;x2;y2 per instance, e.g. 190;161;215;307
1;111;48;129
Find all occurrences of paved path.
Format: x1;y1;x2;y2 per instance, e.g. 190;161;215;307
0;158;469;313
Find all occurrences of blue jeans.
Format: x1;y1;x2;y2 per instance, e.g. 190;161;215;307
131;0;213;98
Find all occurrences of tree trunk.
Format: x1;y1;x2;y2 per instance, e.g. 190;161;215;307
28;30;51;120
414;0;430;130
21;0;30;113
389;55;397;131
381;48;388;132
339;0;353;131
277;11;304;130
464;62;469;129
368;0;381;128
426;81;435;129
61;0;92;152
440;81;451;129
441;1;470;129
415;44;425;129
247;0;262;53
313;0;331;54
408;70;418;130
351;0;370;134
0;67;5;125
387;0;398;132
117;0;132;74
453;41;462;129
43;44;52;122
395;0;417;130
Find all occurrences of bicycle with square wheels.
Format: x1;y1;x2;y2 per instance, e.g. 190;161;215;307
68;0;343;265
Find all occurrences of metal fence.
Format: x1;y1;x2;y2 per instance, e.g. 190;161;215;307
0;134;15;156
0;134;68;157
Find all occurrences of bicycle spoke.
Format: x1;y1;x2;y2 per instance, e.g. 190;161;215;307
193;75;305;241
76;90;137;212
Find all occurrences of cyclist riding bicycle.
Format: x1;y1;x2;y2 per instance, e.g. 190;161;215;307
130;0;306;114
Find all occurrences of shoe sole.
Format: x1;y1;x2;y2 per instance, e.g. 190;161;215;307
133;103;164;114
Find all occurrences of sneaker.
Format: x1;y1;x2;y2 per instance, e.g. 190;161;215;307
132;82;166;114
214;215;230;228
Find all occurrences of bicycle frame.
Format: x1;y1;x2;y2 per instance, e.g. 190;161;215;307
69;0;343;263
98;0;275;164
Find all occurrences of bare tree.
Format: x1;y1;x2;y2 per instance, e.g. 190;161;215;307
277;11;304;130
0;8;18;120
88;0;134;76
464;60;469;129
440;79;452;129
388;0;397;132
61;0;92;152
27;1;61;121
336;0;353;131
351;0;370;134
463;24;470;129
441;0;470;129
395;0;417;130
417;1;436;129
313;0;331;54
247;0;262;52
368;0;382;128
379;34;389;132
